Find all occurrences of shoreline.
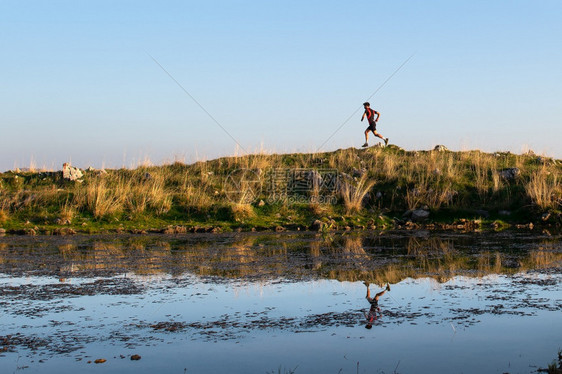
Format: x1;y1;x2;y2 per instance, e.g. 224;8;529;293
0;218;558;237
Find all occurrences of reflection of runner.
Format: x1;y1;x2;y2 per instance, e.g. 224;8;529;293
363;281;390;329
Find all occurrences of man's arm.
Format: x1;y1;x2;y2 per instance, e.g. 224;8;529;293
374;111;380;122
361;112;366;122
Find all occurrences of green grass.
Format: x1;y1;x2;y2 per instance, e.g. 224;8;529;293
0;147;561;234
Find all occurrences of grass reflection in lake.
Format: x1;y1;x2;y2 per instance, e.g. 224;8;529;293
0;231;561;284
0;231;560;373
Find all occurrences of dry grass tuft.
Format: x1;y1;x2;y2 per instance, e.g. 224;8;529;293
182;183;213;210
404;171;455;210
340;175;375;215
124;173;172;215
77;178;124;218
58;200;75;224
0;208;8;224
382;153;400;181
230;203;255;222
309;203;331;217
525;166;561;210
462;151;496;200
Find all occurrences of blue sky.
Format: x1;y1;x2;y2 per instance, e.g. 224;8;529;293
1;0;561;171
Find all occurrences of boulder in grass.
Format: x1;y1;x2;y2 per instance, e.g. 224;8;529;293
402;210;413;218
433;145;449;152
309;219;326;231
411;209;430;222
498;168;520;180
62;163;83;181
352;168;367;178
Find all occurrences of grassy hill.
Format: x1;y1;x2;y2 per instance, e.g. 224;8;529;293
0;146;561;235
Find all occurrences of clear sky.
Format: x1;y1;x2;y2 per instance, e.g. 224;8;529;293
1;0;561;171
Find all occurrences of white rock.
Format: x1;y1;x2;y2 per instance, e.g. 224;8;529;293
434;145;449;152
62;163;83;181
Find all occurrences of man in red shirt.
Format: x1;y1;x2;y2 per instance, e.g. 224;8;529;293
361;102;389;147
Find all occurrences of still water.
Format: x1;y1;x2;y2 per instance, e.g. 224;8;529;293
0;231;560;373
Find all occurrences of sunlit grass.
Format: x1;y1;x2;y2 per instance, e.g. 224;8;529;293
525;165;561;210
340;175;375;215
0;147;560;231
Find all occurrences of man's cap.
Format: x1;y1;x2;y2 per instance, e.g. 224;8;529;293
363;102;370;106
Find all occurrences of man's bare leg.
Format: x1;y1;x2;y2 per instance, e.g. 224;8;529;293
374;289;386;300
362;129;370;147
374;131;389;146
364;281;371;298
374;283;391;300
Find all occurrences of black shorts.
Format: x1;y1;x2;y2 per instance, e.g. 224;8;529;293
367;122;377;132
367;297;378;308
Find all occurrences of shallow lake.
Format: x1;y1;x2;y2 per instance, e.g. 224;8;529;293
0;231;561;373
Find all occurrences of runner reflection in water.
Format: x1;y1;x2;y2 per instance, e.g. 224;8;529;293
363;281;390;329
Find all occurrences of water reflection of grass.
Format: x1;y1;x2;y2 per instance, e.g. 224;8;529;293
0;233;560;283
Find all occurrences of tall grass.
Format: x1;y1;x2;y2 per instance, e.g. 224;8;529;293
127;172;172;214
458;151;498;200
404;173;455;210
472;151;492;199
526;166;561;209
70;168;179;218
399;152;458;210
340;175;375;214
230;203;255;222
182;183;213;210
0;147;560;227
0;207;8;224
58;199;75;223
79;178;124;218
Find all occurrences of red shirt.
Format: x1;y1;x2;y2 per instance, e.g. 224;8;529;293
364;108;378;123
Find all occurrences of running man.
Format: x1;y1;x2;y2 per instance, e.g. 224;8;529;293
363;281;391;329
361;102;389;147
